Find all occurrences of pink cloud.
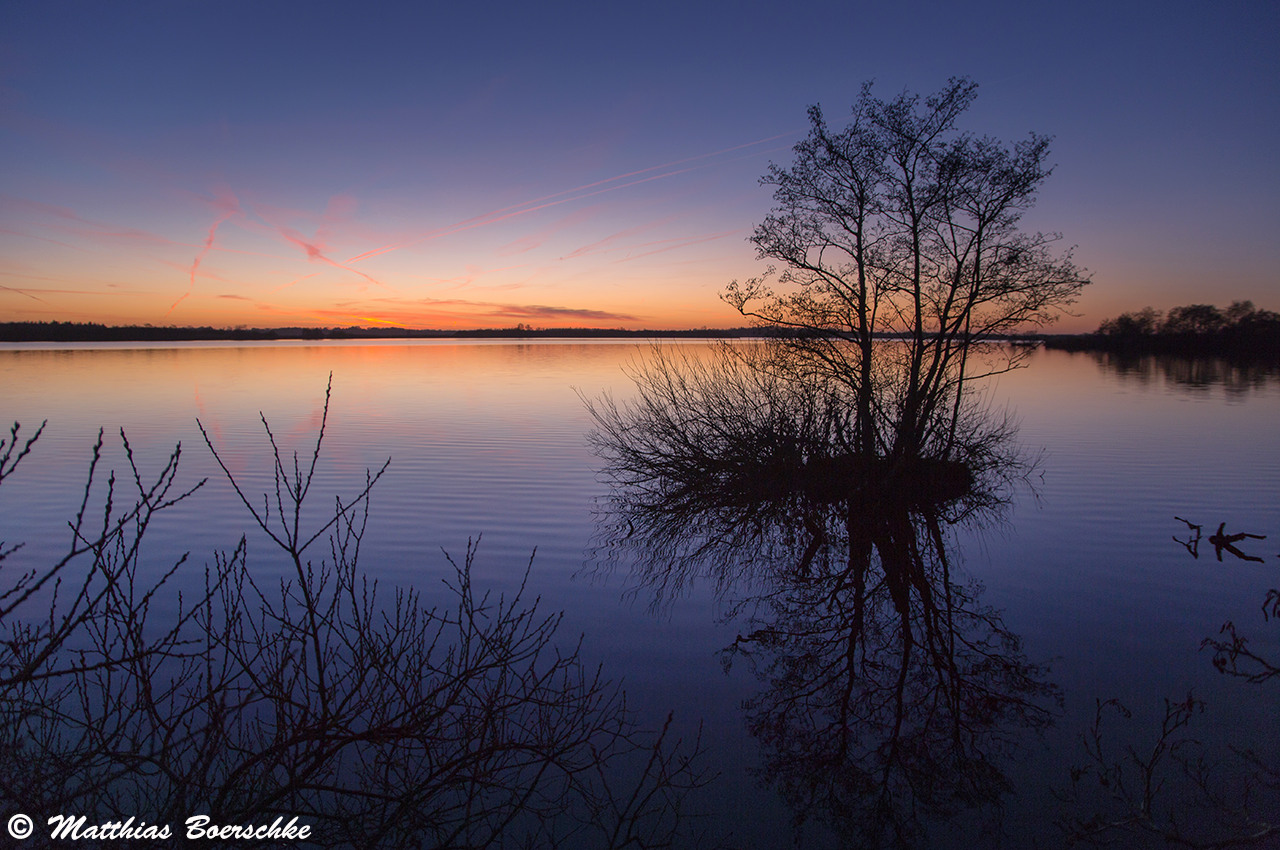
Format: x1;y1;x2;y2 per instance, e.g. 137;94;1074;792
279;226;388;289
170;186;243;315
316;296;639;325
251;199;391;291
483;303;638;322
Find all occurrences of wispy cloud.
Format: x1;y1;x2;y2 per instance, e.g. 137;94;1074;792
2;196;183;249
609;230;739;263
170;186;242;315
273;271;322;292
497;207;597;256
0;284;46;303
0;227;92;252
312;296;640;326
561;217;674;260
485;303;639;322
255;200;391;292
0;270;150;293
345;132;796;265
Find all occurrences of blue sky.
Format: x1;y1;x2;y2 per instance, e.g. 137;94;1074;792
2;0;1276;330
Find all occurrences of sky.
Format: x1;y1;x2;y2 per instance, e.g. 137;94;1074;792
1;1;1276;332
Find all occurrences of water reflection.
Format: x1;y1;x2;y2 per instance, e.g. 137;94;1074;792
587;342;1060;845
1085;351;1280;394
1174;516;1269;563
727;504;1057;845
0;390;710;850
1057;518;1279;847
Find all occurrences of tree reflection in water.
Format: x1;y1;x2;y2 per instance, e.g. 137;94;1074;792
1086;351;1280;395
586;341;1060;846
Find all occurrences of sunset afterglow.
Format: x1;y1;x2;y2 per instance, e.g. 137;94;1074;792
2;2;1277;331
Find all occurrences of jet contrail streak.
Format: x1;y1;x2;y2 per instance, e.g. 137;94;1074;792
168;191;241;316
345;131;798;264
1;284;47;303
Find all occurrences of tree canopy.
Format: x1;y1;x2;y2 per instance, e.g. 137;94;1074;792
1073;300;1280;360
725;78;1088;463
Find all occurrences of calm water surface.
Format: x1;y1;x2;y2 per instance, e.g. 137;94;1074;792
2;340;1277;847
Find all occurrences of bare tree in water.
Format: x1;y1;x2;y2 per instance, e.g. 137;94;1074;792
583;342;1057;847
0;382;710;849
725;77;1087;465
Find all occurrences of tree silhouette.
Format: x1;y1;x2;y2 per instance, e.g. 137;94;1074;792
0;385;710;849
724;78;1087;466
586;347;1057;847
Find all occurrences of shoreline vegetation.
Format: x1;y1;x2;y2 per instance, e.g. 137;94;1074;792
0;322;1035;344
1042;300;1280;361
0;321;1045;344
6;312;1279;364
4;300;1278;363
0;321;772;342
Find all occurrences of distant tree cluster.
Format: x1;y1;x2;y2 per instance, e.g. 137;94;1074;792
1050;301;1280;360
0;321;282;342
0;321;777;343
1098;301;1278;337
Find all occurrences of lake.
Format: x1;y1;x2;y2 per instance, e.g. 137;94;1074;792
2;340;1277;848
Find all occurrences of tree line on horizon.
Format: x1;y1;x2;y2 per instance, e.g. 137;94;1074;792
0;321;780;343
1046;300;1280;360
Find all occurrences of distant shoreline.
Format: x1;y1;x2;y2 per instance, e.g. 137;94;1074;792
0;321;767;343
0;321;1032;344
1042;333;1280;362
6;323;1274;361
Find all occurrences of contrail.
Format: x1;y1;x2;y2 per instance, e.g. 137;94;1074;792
273;271;321;292
1;283;47;303
277;227;390;291
246;199;393;292
608;229;740;264
345;131;798;265
168;190;241;316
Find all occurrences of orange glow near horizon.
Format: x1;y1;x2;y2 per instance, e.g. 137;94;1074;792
4;4;1278;341
2;146;1270;335
0;133;788;331
0;242;1201;335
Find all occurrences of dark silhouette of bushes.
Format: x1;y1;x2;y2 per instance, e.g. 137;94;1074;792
0;321;779;343
1047;300;1280;360
0;321;281;342
0;383;710;849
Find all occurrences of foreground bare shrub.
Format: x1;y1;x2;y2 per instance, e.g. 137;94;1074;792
0;382;709;849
